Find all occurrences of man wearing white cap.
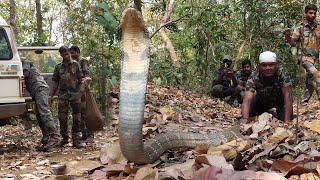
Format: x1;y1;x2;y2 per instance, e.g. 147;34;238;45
241;51;293;123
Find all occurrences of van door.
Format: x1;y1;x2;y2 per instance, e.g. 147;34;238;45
0;27;25;104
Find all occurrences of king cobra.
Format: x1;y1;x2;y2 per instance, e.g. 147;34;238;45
119;4;240;164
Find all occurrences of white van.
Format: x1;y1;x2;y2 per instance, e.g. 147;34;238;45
0;16;26;119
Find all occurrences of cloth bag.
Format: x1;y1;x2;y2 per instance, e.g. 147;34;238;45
85;91;104;131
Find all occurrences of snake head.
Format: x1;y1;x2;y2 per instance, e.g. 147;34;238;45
119;3;145;32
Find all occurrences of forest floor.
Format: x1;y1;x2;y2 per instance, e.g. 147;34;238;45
1;84;320;179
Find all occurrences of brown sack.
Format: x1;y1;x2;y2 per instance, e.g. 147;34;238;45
85;91;104;131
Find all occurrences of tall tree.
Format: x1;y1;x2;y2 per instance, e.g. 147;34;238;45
35;0;44;44
9;0;17;39
157;0;179;67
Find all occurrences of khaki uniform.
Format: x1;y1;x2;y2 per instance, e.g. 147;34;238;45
245;66;293;121
292;20;320;97
52;60;83;143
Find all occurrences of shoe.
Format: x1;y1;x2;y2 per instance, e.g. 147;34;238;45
36;143;46;151
73;140;86;149
85;135;94;144
43;137;60;151
60;138;69;147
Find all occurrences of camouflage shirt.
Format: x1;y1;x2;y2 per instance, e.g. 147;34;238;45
25;66;48;97
52;60;83;98
292;20;320;64
75;56;90;77
236;70;252;86
213;68;233;87
245;66;292;106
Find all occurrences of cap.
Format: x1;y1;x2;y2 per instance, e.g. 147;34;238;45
22;60;33;70
223;55;232;61
259;51;276;63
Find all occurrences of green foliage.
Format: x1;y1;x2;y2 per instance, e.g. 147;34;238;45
95;2;117;35
1;0;319;97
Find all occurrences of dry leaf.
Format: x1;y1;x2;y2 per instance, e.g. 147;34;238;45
195;155;233;170
267;128;293;144
252;171;287;180
294;141;309;153
103;164;126;176
250;113;271;138
288;175;300;180
66;160;101;176
142;126;158;136
90;169;107;180
310;120;320;134
193;146;209;154
124;164;138;174
208;139;250;160
163;159;195;179
316;163;320;176
300;173;320;180
100;141;127;164
133;167;157;180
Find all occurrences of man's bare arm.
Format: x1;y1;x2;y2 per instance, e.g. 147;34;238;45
281;85;293;123
241;91;254;123
50;82;58;98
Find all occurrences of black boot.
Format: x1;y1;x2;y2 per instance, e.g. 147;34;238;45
72;133;85;149
43;135;60;151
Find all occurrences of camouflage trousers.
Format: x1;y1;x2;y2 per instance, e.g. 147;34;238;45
303;62;320;95
303;73;316;102
34;87;59;144
80;92;94;139
58;93;82;142
211;84;241;102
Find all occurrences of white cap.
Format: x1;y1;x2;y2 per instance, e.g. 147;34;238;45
259;51;276;63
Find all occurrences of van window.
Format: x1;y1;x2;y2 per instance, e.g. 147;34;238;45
0;28;13;60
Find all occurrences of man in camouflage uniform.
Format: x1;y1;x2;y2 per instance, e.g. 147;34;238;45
211;55;240;104
22;59;60;151
69;45;94;143
241;51;293;123
285;4;320;103
236;59;253;102
50;46;85;148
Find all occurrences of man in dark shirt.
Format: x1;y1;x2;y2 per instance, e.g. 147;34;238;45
241;51;293;123
22;59;60;151
211;55;239;103
236;59;253;102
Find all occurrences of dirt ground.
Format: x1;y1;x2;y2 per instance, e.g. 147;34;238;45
1;85;320;179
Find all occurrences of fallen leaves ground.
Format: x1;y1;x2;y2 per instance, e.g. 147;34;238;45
1;84;320;179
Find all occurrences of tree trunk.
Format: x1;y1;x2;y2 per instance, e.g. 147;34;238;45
9;0;18;41
35;0;44;44
158;0;180;67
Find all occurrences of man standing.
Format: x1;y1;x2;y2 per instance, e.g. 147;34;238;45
236;59;253;102
241;51;293;123
211;55;239;104
22;59;60;151
69;45;94;143
285;4;320;103
50;46;85;148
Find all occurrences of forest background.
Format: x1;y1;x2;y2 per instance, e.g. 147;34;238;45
1;0;318;118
